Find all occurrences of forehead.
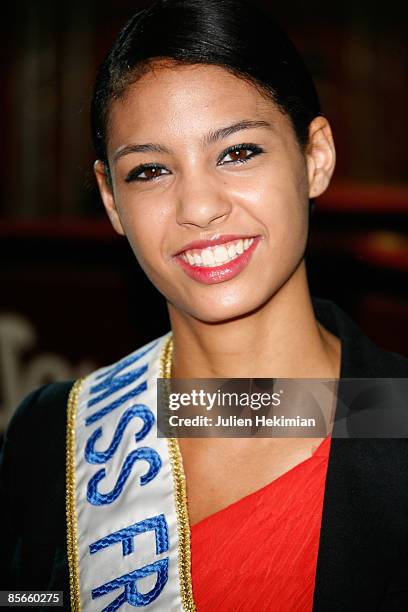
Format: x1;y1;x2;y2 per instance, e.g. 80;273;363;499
107;63;288;152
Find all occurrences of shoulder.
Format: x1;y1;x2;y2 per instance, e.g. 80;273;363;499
312;296;408;377
0;382;75;483
2;382;75;447
14;381;75;420
368;344;408;377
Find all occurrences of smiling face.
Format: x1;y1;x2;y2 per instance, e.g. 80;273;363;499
95;61;335;323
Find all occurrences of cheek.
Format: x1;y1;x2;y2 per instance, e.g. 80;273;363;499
118;202;166;274
238;165;308;236
246;172;309;273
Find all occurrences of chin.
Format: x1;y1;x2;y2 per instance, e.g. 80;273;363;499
182;292;269;325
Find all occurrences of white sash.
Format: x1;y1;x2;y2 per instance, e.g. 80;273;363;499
66;333;195;611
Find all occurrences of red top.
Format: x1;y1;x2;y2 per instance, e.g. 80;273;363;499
190;436;332;611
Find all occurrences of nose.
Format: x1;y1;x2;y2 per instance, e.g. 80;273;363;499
176;175;232;229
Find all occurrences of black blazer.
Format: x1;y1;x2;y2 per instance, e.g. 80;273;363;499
1;297;407;611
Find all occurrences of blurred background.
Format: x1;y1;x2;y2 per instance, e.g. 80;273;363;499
1;0;407;436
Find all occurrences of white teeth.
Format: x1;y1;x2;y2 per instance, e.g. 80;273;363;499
214;245;229;263
227;244;236;258
202;249;215;266
181;237;255;267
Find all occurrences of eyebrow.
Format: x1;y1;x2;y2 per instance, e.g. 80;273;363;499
112;119;274;164
113;142;170;163
203;119;274;146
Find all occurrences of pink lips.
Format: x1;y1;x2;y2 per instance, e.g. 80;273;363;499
174;236;261;285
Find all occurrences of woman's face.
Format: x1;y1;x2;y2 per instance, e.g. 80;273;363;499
96;62;334;323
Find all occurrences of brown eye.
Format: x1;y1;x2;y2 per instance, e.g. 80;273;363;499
125;164;170;182
224;148;251;163
219;144;264;166
143;167;163;179
230;149;250;161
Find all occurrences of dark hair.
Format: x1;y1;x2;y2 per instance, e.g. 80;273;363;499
91;0;322;173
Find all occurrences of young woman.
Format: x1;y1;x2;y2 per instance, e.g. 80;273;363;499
1;0;407;610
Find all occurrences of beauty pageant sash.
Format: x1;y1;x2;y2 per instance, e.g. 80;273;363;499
66;333;195;611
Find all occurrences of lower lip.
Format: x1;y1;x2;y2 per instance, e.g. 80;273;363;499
174;237;261;285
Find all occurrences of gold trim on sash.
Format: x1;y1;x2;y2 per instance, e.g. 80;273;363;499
66;378;85;612
161;336;197;611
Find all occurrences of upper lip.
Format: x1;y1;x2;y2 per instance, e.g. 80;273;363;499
174;234;257;256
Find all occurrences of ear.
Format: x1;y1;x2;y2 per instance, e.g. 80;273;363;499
93;160;125;236
305;116;336;199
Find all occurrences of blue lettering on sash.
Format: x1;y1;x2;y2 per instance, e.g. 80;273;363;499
90;513;168;555
92;560;168;611
86;341;158;424
90;514;169;610
82;339;170;607
85;405;155;464
88;365;148;408
87;447;162;505
85;382;147;426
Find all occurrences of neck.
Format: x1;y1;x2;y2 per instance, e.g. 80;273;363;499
167;262;341;380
